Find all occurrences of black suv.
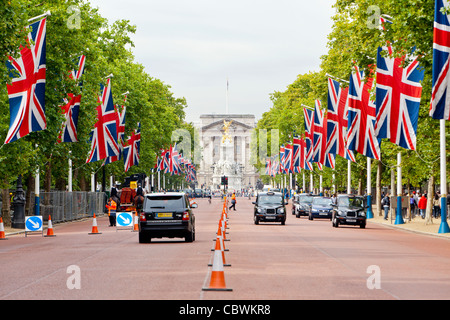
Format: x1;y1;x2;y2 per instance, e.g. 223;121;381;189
331;194;367;228
253;191;287;225
139;192;197;243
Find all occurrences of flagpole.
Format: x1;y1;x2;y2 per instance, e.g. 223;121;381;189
347;160;351;194
226;78;229;114
395;152;404;225
439;119;450;233
366;157;373;219
28;11;51;23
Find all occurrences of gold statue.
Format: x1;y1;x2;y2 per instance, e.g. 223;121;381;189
221;120;233;143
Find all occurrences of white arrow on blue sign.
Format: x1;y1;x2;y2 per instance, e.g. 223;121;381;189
116;212;133;227
25;216;43;232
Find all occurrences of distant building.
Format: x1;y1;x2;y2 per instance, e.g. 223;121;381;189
196;114;259;191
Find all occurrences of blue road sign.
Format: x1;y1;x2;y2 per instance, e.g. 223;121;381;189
116;212;133;227
25;216;43;232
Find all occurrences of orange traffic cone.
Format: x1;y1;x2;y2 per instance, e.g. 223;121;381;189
88;214;102;235
132;212;139;232
203;236;232;291
0;218;7;240
44;215;56;237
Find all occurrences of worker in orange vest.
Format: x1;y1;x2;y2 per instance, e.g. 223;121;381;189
106;198;117;226
229;192;237;211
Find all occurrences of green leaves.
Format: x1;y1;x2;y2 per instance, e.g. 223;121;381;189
0;0;189;190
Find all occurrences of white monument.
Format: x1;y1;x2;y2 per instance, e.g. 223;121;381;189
196;114;258;191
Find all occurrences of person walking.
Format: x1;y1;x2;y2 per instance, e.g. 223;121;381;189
229;192;237;211
433;192;440;219
418;194;427;219
382;193;390;220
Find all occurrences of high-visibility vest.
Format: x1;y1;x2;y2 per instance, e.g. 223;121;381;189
106;200;117;215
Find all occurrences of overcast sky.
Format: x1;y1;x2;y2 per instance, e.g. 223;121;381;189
88;0;336;124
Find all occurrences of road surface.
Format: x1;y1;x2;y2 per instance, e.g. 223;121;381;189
1;196;450;301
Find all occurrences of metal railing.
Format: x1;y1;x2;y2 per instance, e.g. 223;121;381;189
29;191;106;223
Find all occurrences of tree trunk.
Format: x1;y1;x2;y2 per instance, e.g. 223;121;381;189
2;187;11;227
426;175;435;225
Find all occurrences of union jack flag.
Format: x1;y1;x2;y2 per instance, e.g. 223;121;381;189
103;98;127;165
123;123;141;172
300;136;313;171
5;18;47;144
284;143;293;173
430;0;450;120
292;136;301;173
312;100;324;164
327;78;355;162
303;107;314;163
375;46;424;150
320;113;335;169
57;55;86;144
86;78;120;163
346;66;381;160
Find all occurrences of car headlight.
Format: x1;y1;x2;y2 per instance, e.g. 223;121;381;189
358;211;366;217
337;210;345;216
312;209;318;213
257;207;263;213
278;208;285;214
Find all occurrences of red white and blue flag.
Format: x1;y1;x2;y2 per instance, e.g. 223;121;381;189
327;78;355;162
123;123;141;172
303;107;314;164
430;0;450;120
86;78;120;163
292;136;301;173
57;55;86;144
5;18;47;144
312;100;324;164
103;97;127;165
346;66;381;160
375;46;424;150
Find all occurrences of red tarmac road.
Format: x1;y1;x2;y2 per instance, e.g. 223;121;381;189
1;197;450;300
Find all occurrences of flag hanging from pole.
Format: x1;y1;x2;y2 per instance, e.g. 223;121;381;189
86;78;120;163
57;55;86;144
123;123;141;172
5;18;47;144
375;46;424;150
346;66;381;160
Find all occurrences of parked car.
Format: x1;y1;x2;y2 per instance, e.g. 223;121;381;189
331;194;367;228
309;196;333;220
253;191;287;225
139;192;197;243
293;194;315;218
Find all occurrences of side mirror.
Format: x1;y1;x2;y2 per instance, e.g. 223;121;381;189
252;202;256;205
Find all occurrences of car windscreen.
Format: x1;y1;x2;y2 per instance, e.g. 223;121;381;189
299;195;314;204
338;197;364;207
312;198;332;206
145;195;185;211
258;195;283;205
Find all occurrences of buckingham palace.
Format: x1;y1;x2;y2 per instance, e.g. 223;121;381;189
195;114;259;191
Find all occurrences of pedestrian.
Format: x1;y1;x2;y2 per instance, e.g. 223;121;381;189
410;194;416;217
382;193;390;220
229;192;237;211
106;197;117;226
418;194;427;219
433;192;440;219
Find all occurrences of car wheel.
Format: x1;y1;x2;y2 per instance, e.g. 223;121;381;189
333;217;339;228
254;216;259;225
360;222;366;229
309;214;313;221
281;219;285;225
185;227;194;242
139;232;151;243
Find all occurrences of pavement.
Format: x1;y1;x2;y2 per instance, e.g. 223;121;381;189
366;207;450;239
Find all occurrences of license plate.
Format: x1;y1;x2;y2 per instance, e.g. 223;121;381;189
156;212;172;218
266;216;276;219
319;212;328;215
347;219;356;223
